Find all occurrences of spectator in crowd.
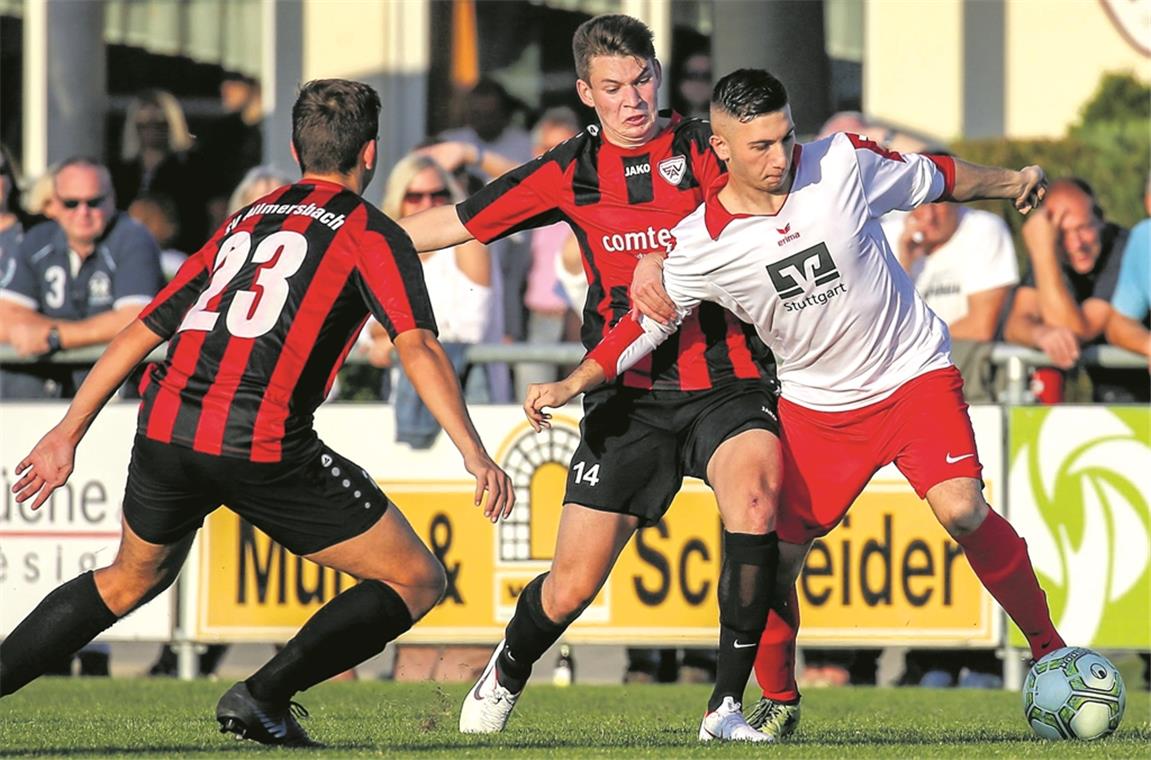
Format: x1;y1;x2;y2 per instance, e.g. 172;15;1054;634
889;194;1019;401
1004;178;1149;402
373;153;496;448
818;111;931;154
127;194;185;280
199;71;265;231
517;107;582;397
672;49;712;119
1105;175;1150;365
0;144;26;266
226;165;293;217
110;89;207;253
435;80;533;371
21;162;60;226
0;157;162;398
441;77;534;180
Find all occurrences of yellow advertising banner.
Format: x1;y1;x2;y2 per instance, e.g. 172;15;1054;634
194;407;999;647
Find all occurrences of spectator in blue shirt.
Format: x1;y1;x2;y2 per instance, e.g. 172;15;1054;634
1105;217;1150;362
0;156;162;398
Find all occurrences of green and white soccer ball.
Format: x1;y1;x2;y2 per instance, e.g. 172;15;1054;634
1022;647;1125;740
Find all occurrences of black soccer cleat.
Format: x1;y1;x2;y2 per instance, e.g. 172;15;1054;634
215;681;322;748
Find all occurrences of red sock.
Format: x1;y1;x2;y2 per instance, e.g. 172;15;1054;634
754;585;801;702
957;509;1065;659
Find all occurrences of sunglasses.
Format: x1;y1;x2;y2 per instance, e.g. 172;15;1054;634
404;189;451;204
59;195;107;210
682;70;712;82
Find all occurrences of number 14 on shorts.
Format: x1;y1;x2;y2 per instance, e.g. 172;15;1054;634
571;461;600;486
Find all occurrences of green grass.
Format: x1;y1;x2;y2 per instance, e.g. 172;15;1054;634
1;679;1148;758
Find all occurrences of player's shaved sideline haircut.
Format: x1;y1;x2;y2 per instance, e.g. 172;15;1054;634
291;79;381;175
711;69;789;123
572;14;656;81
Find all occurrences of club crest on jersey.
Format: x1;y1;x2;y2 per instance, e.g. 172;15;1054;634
658;155;686;186
87;271;112;305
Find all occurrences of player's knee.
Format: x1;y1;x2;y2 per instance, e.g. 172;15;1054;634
721;481;780;534
95;564;168;616
939;496;989;537
411;553;448;607
544;578;597;624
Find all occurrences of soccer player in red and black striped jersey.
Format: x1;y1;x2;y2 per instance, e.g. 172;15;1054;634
2;79;513;747
402;15;782;742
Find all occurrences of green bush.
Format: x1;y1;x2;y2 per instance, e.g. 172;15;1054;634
951;71;1150;269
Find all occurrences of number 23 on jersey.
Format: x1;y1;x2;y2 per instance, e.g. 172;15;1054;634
179;230;308;338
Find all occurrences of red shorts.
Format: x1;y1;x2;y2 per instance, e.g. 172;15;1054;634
776;366;982;544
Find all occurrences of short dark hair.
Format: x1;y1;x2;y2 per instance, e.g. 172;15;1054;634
711;69;789;123
572;14;656;82
291;79;380;175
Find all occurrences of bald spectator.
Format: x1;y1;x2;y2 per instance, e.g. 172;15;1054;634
0;157;162;398
888;198;1018;400
1004;178;1148;402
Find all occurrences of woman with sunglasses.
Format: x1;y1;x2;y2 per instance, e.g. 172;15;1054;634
372;154;499;448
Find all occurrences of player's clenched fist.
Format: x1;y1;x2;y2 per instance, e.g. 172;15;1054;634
1014;165;1047;214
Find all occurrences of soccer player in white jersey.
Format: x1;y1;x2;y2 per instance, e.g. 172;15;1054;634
524;68;1066;740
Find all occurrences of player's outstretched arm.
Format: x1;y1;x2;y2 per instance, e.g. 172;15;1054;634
397;204;475;253
949;159;1047;214
392;329;514;522
11;319;164;509
523;359;607;432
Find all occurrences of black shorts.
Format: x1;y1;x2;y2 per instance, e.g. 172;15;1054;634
563;380;780;527
123;435;389;555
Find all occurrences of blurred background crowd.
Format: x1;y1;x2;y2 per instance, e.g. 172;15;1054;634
0;0;1147;688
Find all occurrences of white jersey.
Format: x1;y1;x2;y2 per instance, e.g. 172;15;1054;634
593;132;956;412
885;207;1018;325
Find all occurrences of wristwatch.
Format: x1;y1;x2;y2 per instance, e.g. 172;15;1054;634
45;325;62;355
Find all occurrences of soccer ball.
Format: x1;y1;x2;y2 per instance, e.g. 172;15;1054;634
1022;647;1125;740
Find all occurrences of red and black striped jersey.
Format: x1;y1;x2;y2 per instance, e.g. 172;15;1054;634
137;179;436;463
458;113;774;392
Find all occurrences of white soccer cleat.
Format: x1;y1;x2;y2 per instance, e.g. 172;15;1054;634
459;640;522;734
698;696;772;742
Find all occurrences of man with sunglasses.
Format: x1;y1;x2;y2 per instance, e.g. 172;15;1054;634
0;157;163;398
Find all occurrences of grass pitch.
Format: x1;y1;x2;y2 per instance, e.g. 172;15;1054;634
1;678;1148;758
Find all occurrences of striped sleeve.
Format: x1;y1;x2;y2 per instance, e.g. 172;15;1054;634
355;207;438;339
456;148;571;244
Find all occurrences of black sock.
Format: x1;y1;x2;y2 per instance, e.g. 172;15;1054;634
709;531;778;712
497;573;568;692
246;580;412;703
0;571;118;697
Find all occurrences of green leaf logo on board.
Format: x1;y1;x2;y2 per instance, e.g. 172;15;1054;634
1009;407;1151;647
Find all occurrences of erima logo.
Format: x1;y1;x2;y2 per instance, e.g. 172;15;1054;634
776;223;801;247
624;162;650;178
658;155;686;185
321;453;333;467
766;243;840;299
